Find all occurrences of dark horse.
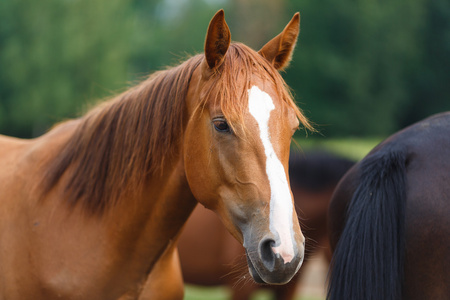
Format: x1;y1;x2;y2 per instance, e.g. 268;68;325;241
328;112;450;300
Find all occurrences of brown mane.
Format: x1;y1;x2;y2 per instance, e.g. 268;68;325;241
42;43;311;213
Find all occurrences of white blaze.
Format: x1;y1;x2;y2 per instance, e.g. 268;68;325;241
248;85;295;264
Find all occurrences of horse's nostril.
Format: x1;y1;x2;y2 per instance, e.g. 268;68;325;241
259;237;276;271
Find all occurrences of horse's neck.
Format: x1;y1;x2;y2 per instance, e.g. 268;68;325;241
40;116;197;265
20;124;196;297
104;155;197;274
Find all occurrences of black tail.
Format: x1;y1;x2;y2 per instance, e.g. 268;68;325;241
327;149;407;300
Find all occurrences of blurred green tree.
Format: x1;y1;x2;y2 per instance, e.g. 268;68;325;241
0;0;448;138
0;0;137;137
285;0;440;137
400;0;450;128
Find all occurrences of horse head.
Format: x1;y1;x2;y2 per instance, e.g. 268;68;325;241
183;10;309;284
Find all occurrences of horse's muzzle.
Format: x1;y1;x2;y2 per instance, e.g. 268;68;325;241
244;235;304;284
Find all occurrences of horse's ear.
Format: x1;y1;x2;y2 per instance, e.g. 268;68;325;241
204;9;231;69
258;12;300;70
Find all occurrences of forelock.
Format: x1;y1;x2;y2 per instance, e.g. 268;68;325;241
200;43;312;136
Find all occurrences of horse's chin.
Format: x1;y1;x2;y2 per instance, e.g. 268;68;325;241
245;251;265;284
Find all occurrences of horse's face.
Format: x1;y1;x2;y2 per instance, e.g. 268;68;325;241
184;10;305;284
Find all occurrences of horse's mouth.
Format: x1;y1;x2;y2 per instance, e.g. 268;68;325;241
245;250;265;284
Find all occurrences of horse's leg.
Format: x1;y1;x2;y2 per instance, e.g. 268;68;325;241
138;244;183;300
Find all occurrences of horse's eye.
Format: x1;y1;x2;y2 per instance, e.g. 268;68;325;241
213;119;230;133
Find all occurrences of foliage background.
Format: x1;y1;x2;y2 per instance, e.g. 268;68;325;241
1;0;449;139
1;1;447;299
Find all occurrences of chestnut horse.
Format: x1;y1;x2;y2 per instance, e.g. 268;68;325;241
177;151;354;300
328;112;450;300
0;10;311;300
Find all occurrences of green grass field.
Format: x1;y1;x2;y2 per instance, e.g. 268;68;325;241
183;138;383;300
184;284;324;300
295;137;383;161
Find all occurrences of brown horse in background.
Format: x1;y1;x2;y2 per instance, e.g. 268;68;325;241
328;112;450;300
178;151;354;300
0;10;311;300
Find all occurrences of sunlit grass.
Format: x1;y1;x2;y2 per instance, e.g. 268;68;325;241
184;285;324;300
184;285;230;300
294;137;384;161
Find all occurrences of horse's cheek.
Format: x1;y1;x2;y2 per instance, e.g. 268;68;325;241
183;122;219;208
